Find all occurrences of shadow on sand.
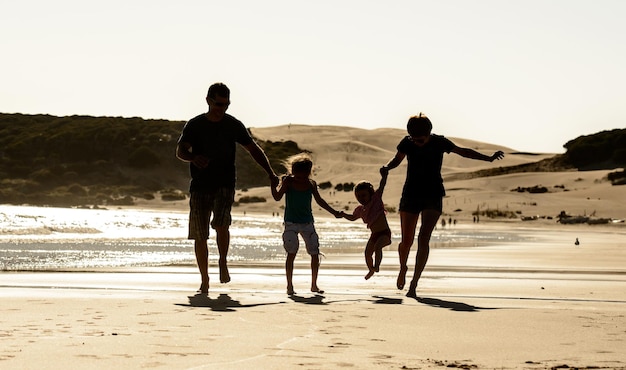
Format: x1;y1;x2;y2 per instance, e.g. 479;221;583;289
176;293;285;312
411;296;497;312
288;293;327;305
372;296;404;305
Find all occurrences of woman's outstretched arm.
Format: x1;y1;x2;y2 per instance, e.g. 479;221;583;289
452;146;505;162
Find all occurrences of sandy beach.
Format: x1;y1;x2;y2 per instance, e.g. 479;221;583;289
2;222;625;370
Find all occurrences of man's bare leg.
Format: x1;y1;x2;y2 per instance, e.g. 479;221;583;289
397;212;418;289
215;226;231;283
311;254;324;294
286;253;296;295
406;209;440;298
194;239;209;293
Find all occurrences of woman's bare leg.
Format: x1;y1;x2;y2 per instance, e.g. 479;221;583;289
397;211;419;289
406;209;441;298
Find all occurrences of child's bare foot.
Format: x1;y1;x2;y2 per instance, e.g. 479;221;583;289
198;283;208;294
287;285;295;295
364;269;375;280
397;266;407;289
219;262;230;283
311;286;324;294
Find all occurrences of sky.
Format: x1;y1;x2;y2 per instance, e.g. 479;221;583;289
2;1;625;153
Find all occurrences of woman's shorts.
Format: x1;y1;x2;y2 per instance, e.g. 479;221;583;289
399;196;443;214
282;222;320;255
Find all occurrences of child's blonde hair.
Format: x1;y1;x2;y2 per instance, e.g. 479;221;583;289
285;153;313;176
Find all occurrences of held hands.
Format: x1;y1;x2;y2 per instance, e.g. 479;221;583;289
380;166;389;177
490;151;505;162
269;174;279;188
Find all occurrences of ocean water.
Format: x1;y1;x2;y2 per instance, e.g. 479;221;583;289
0;205;531;270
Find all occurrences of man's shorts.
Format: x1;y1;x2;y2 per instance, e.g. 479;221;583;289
188;188;235;240
282;222;320;255
399;196;443;214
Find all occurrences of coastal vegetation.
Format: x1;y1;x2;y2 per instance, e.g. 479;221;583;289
447;128;626;183
0;113;302;206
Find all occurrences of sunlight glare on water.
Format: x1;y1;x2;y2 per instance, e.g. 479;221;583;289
1;205;535;270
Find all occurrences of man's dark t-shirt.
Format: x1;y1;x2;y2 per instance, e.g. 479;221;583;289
178;113;253;192
397;134;455;199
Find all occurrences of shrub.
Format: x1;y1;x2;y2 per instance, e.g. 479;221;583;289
341;182;355;192
29;168;60;185
109;195;135;205
128;146;160;168
608;169;626;185
614;148;626;164
63;171;79;181
334;182;355;192
472;208;518;219
238;196;266;203
511;185;548;193
140;192;155;200
161;190;186;201
318;181;332;190
67;183;88;196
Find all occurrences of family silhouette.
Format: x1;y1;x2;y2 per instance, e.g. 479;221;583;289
178;83;504;297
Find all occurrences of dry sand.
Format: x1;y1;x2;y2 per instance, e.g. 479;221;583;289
2;124;626;369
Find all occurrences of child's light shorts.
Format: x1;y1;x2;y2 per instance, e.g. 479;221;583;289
282;222;320;255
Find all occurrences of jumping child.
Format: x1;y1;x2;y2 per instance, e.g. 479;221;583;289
339;168;392;279
271;154;340;295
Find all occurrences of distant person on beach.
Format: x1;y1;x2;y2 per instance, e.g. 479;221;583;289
381;113;504;298
176;82;278;294
338;169;392;280
271;153;340;295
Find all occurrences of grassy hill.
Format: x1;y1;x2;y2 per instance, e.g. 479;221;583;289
0;113;303;206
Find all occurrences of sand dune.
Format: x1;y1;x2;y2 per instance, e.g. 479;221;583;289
251;124;537;179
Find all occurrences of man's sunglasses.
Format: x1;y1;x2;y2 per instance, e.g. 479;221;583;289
209;98;230;107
